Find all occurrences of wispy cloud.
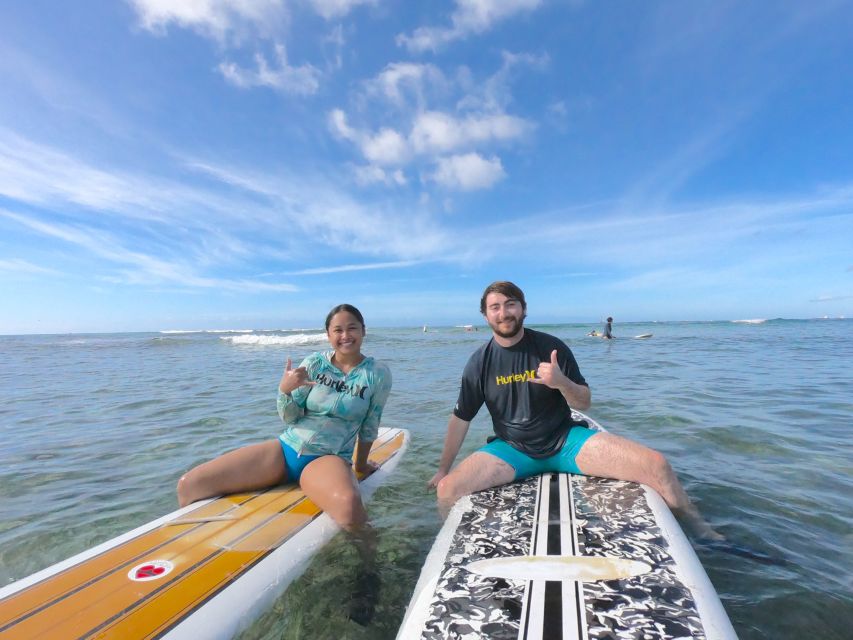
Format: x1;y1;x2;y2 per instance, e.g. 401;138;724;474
810;295;853;302
219;43;321;94
129;0;350;95
397;0;543;52
0;258;62;276
0;132;453;290
281;260;422;275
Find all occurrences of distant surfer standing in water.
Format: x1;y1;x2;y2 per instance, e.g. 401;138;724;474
176;303;392;624
428;281;721;540
604;316;613;339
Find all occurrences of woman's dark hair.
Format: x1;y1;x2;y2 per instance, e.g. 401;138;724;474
325;304;365;330
479;281;527;314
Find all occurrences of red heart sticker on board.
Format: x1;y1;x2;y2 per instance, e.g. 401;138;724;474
135;565;166;579
128;560;174;582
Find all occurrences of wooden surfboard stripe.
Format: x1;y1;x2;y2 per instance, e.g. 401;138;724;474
0;491;274;631
0;429;405;640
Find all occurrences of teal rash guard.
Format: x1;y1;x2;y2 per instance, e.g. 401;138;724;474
277;350;392;462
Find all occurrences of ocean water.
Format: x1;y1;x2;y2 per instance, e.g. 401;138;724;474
0;320;851;639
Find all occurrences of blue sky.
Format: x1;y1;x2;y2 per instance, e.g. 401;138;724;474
1;0;851;334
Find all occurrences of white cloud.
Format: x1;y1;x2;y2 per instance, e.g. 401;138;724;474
431;153;505;190
328;110;411;166
361;128;410;166
369;62;447;107
130;0;328;95
330;109;529;163
129;0;288;43
307;0;376;20
353;164;407;186
219;43;321;94
410;111;530;155
397;0;543;52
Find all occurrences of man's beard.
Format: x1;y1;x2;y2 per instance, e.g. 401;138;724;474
490;315;524;339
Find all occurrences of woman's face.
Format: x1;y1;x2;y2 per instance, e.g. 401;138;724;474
326;311;365;356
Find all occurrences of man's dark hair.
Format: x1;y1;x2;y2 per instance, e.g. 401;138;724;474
479;281;527;314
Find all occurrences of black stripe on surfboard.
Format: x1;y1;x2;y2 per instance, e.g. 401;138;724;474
543;473;563;640
519;473;586;640
519;474;545;638
565;474;587;640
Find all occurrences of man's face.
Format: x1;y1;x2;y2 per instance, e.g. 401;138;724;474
484;292;525;339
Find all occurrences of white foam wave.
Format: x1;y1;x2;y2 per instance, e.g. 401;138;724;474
161;329;254;334
732;319;767;324
222;333;328;346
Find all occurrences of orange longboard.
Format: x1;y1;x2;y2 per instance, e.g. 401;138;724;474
0;427;409;640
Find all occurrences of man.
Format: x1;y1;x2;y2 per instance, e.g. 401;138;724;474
429;281;720;539
604;316;613;339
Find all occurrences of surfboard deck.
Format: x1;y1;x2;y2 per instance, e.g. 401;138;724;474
396;415;735;639
0;426;409;640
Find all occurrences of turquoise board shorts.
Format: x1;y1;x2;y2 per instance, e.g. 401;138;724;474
479;426;597;480
279;439;322;483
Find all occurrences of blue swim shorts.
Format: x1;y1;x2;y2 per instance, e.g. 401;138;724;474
279;439;322;483
478;426;597;480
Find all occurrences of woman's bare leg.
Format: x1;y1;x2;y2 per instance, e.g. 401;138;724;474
300;455;378;625
176;439;287;507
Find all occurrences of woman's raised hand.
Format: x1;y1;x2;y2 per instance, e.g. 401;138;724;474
278;357;316;394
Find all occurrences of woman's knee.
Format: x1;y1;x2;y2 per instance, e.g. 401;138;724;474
332;491;367;529
176;471;198;507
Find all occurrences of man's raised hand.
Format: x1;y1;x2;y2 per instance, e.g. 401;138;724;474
530;349;566;389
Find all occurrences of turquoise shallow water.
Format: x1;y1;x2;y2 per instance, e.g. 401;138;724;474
0;320;851;639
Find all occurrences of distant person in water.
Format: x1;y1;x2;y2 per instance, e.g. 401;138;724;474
176;303;391;625
604;316;613;339
428;281;721;540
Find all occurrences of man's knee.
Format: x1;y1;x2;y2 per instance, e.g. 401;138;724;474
435;474;462;505
645;448;673;483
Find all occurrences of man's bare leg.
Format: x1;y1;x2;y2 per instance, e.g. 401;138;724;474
435;451;515;518
576;432;722;539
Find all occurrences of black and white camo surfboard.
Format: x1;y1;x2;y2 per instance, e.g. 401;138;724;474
397;413;737;640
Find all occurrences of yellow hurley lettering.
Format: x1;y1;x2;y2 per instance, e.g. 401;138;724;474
496;370;538;385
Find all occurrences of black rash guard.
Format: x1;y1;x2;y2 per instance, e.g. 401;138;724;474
453;328;589;458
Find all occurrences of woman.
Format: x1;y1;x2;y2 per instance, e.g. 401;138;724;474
176;304;391;623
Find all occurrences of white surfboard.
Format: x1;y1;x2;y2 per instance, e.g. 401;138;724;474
396;415;735;639
0;427;409;640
